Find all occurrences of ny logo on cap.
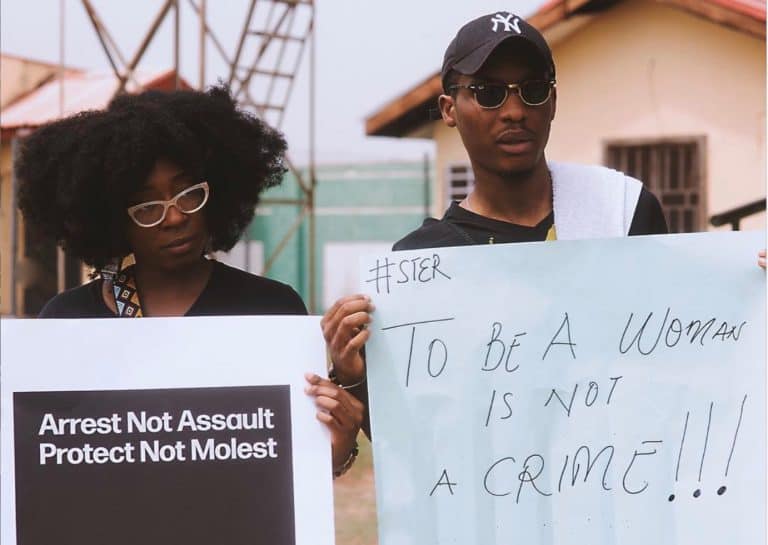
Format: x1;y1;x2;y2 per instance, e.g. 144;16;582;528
490;13;521;33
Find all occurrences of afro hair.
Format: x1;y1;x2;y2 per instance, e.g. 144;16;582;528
15;84;287;269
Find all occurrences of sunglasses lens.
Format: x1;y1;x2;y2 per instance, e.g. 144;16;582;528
474;85;508;108
131;204;165;226
520;81;551;105
177;186;208;213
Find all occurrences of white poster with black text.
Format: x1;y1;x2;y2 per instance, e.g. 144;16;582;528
1;316;334;545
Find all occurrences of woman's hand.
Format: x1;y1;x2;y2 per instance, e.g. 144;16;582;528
321;294;374;386
759;250;766;270
305;373;364;473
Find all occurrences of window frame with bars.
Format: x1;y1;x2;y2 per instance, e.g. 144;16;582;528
445;163;475;208
603;136;708;233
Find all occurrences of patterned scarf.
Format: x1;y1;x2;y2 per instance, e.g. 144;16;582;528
111;265;143;317
101;261;143;318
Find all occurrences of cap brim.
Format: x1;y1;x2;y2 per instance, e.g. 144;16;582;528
451;34;546;76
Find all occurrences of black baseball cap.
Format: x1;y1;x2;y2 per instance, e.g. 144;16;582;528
441;12;555;91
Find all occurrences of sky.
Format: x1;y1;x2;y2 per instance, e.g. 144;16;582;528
0;0;544;166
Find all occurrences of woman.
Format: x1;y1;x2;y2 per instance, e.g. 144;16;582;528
15;84;362;476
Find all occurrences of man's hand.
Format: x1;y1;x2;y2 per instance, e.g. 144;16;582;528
321;294;374;386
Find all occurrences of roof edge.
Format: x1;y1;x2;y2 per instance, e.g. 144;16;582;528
365;74;442;137
0;51;83;72
1;69;193;140
659;0;766;38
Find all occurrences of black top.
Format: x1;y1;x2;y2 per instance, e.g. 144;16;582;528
393;187;668;250
39;261;307;318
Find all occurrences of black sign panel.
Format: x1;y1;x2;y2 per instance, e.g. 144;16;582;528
14;386;294;545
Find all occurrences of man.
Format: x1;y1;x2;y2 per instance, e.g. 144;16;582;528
394;11;666;250
321;12;763;425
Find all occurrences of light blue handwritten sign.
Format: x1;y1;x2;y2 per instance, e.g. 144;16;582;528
361;231;765;545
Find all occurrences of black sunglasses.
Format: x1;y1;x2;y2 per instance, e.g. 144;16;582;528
449;80;556;108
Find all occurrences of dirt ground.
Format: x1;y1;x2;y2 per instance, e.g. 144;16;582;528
333;435;378;545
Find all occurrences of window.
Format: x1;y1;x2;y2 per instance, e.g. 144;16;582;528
605;139;706;233
446;164;474;208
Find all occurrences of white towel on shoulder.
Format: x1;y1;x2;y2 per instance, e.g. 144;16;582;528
549;161;643;240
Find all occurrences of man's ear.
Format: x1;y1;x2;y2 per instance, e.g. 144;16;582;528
438;94;457;127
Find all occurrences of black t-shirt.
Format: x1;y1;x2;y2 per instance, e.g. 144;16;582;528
38;261;307;318
393;187;668;250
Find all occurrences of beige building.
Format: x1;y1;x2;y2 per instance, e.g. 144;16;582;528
0;54;77;316
366;0;766;233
